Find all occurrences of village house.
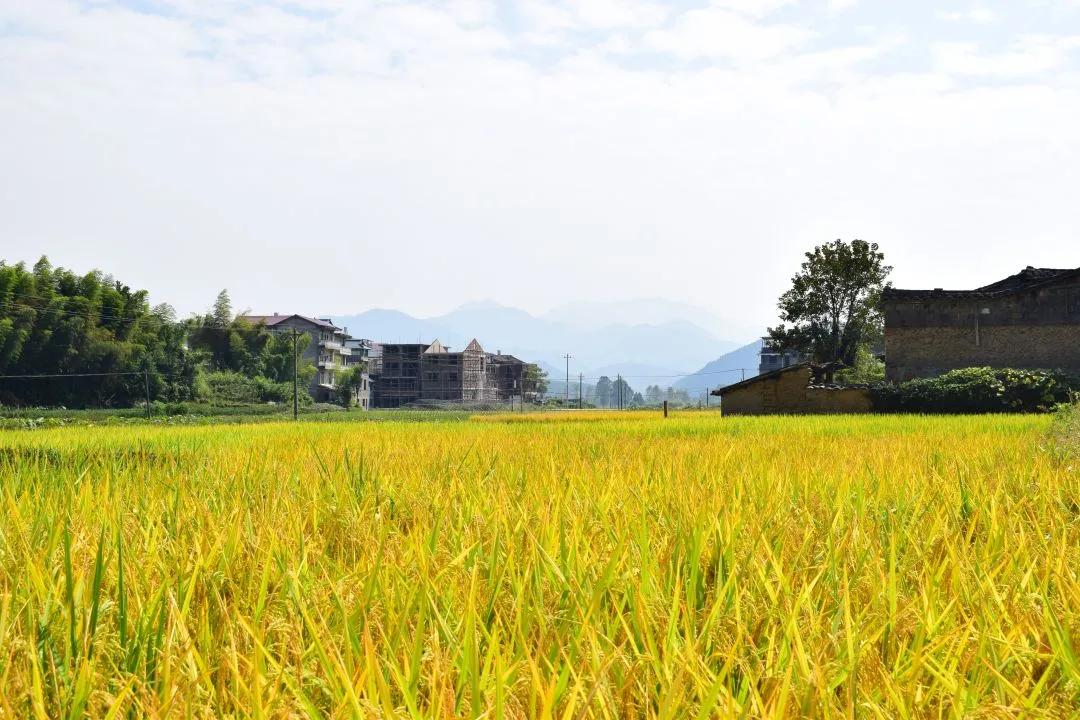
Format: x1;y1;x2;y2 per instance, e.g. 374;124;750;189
343;337;372;410
711;363;873;415
880;266;1080;382
241;313;370;406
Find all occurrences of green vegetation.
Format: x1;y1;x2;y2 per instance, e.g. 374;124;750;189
0;257;199;406
873;367;1080;413
768;239;891;373
1050;399;1080;457
0;258;321;410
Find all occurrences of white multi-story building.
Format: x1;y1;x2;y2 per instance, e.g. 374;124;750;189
241;313;363;405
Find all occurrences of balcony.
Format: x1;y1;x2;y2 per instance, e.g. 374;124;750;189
319;339;344;351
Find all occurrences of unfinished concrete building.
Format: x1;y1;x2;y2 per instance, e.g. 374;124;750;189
369;338;531;408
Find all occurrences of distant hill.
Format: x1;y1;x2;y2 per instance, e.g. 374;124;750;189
672;340;763;392
334;301;745;380
544;298;755;340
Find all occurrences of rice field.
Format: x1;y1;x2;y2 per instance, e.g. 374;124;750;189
1;411;1078;718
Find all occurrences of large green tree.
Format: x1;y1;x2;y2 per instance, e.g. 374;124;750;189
768;239;891;372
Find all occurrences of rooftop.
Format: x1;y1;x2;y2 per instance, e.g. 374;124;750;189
711;362;812;396
240;313;342;330
882;266;1079;302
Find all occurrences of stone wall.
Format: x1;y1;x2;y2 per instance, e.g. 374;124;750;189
720;367;873;415
886;325;1080;381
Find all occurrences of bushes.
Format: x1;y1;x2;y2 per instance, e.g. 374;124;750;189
199;371;311;406
873;367;1080;414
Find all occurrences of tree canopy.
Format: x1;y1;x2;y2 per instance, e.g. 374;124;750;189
768;239;891;370
0;257;199;406
0;262;318;408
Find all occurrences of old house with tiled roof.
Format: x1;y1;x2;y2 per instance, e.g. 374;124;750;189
711;363;874;415
880;266;1080;382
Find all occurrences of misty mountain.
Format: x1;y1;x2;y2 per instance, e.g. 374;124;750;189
672;340;763;392
544;298;755;340
334;301;747;380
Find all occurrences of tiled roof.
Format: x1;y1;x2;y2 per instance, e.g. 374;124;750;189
240;314;341;330
710;362;811;396
489;353;524;363
882;266;1079;302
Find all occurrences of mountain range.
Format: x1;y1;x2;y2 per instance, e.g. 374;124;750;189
671;340;764;394
332;300;760;392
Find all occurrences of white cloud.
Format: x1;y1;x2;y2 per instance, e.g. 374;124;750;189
828;0;859;12
935;35;1080;77
710;0;800;18
938;7;999;25
517;0;668;33
645;7;812;63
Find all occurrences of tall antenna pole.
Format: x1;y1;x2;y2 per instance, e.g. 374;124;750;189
563;354;572;405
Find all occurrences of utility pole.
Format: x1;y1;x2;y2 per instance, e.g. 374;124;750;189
292;328;299;421
563;354;572;405
617;374;623;410
143;369;151;420
578;373;583;409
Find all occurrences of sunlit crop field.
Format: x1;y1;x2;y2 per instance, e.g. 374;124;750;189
1;412;1078;718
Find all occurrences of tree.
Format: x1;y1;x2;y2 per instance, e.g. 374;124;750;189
211;289;232;328
612;377;633;408
594;376;613;408
262;331;314;385
188;292;273;375
645;385;663;405
523;364;548;399
768;239;891;375
336;366;365;408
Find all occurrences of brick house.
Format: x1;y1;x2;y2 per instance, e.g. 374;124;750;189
880;266;1080;382
711;363;873;415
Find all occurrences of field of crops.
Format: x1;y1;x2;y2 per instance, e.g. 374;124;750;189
1;411;1077;718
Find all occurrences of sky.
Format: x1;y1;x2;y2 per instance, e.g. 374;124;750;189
1;0;1079;335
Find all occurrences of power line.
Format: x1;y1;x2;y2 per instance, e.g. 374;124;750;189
0;371;144;379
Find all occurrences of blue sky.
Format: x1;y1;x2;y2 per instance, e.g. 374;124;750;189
1;0;1079;335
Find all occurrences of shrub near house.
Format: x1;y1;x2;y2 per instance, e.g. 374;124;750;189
872;367;1080;414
